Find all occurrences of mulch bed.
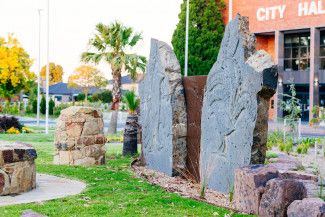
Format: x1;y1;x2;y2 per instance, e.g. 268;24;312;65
131;164;237;212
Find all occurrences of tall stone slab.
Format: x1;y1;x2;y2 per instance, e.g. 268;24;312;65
200;15;276;193
251;60;278;164
139;39;187;176
183;76;207;182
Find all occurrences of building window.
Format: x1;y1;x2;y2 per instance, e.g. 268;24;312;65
320;31;325;70
54;96;62;102
284;33;310;71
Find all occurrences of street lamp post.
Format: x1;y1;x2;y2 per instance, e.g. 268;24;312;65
45;0;50;134
184;0;189;77
37;9;42;127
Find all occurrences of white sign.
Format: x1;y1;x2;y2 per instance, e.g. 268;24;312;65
256;0;325;22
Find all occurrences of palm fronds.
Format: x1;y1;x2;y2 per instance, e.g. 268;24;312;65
122;91;140;114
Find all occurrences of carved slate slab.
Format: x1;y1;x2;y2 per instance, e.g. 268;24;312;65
200;15;276;192
139;39;187;176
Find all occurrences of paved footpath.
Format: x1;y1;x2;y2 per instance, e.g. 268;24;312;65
0;174;86;207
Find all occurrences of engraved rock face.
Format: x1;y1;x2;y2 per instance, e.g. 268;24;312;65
139;39;187;176
200;15;275;193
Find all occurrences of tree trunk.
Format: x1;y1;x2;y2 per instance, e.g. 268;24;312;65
123;114;138;156
108;70;122;135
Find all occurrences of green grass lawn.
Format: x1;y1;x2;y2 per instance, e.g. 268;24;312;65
0;132;252;217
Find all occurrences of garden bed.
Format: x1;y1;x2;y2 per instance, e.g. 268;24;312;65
132;164;238;212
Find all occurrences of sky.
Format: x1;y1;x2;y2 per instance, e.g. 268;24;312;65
0;0;183;81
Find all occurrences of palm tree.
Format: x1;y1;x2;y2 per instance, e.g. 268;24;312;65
122;91;140;156
81;22;146;134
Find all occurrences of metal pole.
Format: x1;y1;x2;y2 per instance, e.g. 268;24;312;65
229;0;233;22
37;9;42;127
45;0;50;134
184;0;189;77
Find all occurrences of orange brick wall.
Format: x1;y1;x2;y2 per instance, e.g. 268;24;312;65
223;0;325;33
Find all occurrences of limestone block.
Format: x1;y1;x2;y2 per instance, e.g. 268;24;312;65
200;15;275;192
139;39;187;176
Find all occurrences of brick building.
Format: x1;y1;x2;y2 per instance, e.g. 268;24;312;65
223;0;325;121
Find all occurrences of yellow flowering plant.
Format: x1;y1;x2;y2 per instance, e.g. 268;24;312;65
21;126;33;133
6;127;20;134
0;34;35;101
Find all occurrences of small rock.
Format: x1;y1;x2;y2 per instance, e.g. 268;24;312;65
279;171;318;182
287;198;325;217
269;155;303;172
259;178;307;217
21;210;47;217
234;164;279;215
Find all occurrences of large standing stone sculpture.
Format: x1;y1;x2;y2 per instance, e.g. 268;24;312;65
200;14;276;193
54;106;106;166
139;39;187;176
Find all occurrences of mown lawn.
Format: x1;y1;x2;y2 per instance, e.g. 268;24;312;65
0;132;253;217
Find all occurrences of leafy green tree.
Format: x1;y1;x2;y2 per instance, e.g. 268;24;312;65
49;98;55;115
99;90;113;103
81;22;146;134
40;95;46;115
76;93;86;102
32;99;37;114
172;0;225;76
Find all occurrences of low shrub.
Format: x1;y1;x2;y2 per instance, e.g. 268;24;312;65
0;116;23;132
266;151;278;159
279;138;293;154
300;137;316;146
297;143;310;154
267;130;284;150
76;93;86;101
53;103;70;117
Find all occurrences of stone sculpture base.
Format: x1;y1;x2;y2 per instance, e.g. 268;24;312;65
54;106;106;166
0;142;37;196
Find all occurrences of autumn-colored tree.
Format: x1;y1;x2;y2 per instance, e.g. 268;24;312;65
0;34;35;101
40;62;64;85
68;65;107;101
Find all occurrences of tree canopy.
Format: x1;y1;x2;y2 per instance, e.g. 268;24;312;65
81;22;146;102
0;34;35;100
172;0;225;76
68;65;107;99
41;62;64;85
